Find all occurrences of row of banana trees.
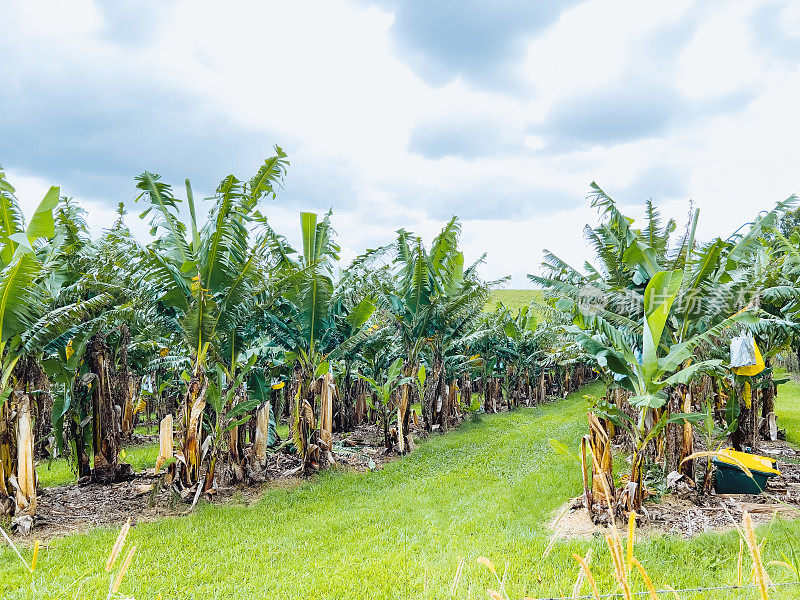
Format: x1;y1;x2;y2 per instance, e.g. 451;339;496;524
0;152;587;521
6;150;800;522
536;184;800;510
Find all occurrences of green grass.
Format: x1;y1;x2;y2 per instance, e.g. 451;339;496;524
276;423;290;440
485;289;543;312
133;423;157;436
4;381;800;599
777;368;800;446
36;442;161;488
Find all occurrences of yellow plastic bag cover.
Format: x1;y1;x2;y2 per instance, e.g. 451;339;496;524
717;447;780;476
732;340;765;376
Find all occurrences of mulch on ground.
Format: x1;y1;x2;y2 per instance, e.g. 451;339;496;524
23;423;402;543
554;439;800;539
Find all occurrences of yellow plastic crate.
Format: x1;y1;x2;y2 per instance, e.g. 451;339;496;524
716;447;780;476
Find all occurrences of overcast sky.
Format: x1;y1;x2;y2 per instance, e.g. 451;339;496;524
2;1;800;286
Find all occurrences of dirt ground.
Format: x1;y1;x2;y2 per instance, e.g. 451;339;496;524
553;440;800;539
23;423;400;543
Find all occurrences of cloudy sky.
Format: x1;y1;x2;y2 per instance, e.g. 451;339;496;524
2;1;800;286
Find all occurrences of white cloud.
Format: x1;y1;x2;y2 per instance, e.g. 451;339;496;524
2;0;800;287
3;167;152;242
676;2;763;99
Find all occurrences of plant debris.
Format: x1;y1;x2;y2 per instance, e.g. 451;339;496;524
554;438;800;539
21;425;398;543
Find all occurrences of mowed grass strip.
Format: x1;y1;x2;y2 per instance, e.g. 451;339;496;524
485;289;544;312
2;381;800;599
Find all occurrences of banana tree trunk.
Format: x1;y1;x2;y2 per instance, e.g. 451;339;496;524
14;392;36;515
0;381;37;517
398;388;407;452
181;371;207;487
120;393;133;438
355;382;367;425
423;359;443;431
116;325;134;439
437;378;448;432
761;371;775;418
663;387;682;474
88;334;123;484
382;392;390;450
484;376;491;412
761;362;777;441
539;370;546;404
1;396;35;516
588;412;614;510
0;402;13;512
663;384;694;477
69;411;92;479
733;380;759;451
630;452;644;511
336;371;354;432
680;386;694;479
203;382;245;492
293;372;321;473
253;403;270;469
506;366;515;410
396;361;416;453
31;364;52;461
446;382;458;428
155;414;173;473
229;424;241;463
319;372;336;465
522;369;530;405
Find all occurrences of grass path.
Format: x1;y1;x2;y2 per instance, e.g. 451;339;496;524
3;381;800;599
777;368;800;446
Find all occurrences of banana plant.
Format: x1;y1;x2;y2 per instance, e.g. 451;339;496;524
692;401;738;493
134;147;289;489
536;187;798;492
25;193;139;486
357;357;415;450
260;211;376;471
202;353;260;492
355;217;489;449
565;269;754;509
41;333;92;475
0;168;63;515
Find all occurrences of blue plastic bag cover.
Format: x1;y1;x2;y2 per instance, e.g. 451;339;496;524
730;334;756;368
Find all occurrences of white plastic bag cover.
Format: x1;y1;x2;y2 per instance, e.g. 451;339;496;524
730;334;756;367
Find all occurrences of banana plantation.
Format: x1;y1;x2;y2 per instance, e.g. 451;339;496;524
1;148;800;547
0;150;590;528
